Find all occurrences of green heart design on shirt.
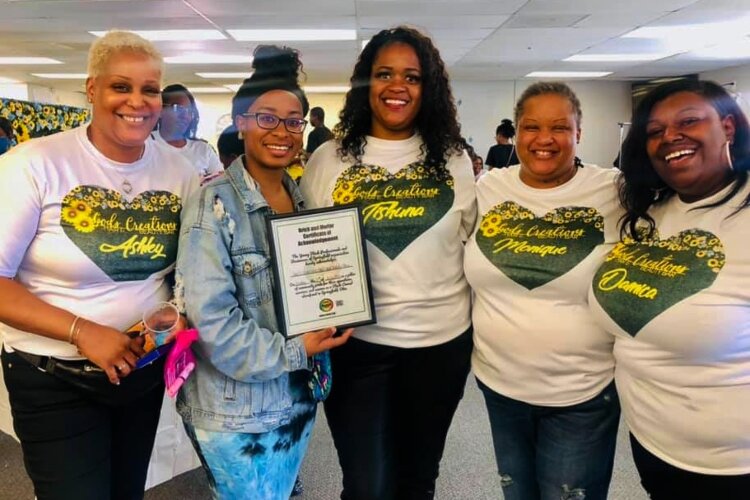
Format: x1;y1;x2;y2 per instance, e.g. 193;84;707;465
593;228;724;336
332;163;455;259
476;202;604;290
60;185;182;282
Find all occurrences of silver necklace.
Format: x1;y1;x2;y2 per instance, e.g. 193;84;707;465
121;145;145;194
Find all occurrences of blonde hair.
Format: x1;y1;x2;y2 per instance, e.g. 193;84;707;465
87;30;163;79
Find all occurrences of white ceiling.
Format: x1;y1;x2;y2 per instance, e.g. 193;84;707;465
1;0;749;94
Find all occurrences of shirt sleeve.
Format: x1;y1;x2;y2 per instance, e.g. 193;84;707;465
205;145;224;174
454;152;478;241
299;142;337;209
0;148;43;277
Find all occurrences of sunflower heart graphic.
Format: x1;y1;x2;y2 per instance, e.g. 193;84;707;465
60;185;181;281
332;163;455;259
475;201;605;290
593;228;724;336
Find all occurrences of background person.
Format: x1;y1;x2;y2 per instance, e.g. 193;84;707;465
154;83;223;180
590;79;750;499
216;124;244;169
485;118;519;169
300;26;477;500
0;116;14;155
305;105;333;154
174;45;351;500
0;30;197;499
465;82;622;500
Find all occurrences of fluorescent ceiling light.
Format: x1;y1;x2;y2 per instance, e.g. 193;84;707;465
0;57;61;65
0;76;20;83
304;85;349;93
526;71;611;78
228;29;356;41
623;18;750;52
224;84;240;92
32;73;87;79
90;30;226;41
188;87;233;94
196;72;251;79
165;54;253;64
564;54;670;62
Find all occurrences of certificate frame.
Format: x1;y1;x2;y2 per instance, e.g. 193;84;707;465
266;205;376;337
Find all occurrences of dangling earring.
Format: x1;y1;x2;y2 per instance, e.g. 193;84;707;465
725;140;735;171
651;186;666;201
237;130;243;140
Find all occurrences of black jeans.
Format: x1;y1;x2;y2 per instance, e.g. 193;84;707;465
324;327;473;500
1;348;164;500
630;433;750;500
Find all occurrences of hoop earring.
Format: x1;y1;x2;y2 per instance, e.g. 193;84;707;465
725;140;735;171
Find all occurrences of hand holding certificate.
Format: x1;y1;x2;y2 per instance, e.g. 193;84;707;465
267;205;377;337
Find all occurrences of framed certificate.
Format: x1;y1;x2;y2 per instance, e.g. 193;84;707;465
267;205;376;337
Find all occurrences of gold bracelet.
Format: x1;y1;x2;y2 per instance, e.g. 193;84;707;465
68;316;81;344
71;319;85;351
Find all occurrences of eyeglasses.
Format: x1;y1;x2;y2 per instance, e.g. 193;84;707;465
241;112;307;134
162;104;193;116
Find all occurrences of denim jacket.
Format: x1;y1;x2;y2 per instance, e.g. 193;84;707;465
174;157;309;433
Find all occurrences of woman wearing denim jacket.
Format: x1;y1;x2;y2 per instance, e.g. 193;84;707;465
174;45;352;500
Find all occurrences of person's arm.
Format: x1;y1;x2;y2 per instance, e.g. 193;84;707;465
0;278;145;384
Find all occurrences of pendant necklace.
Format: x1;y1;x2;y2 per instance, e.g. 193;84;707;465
121;145;144;195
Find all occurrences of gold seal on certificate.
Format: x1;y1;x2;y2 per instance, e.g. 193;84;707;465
267;205;376;337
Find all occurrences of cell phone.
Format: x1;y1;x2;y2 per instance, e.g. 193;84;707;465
135;342;173;369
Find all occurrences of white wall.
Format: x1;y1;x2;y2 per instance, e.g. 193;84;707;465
27;84;88;108
700;63;750;116
454;79;632;169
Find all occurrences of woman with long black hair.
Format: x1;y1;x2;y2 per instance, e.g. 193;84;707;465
300;26;476;500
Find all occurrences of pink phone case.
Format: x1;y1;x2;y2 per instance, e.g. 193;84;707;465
164;329;198;398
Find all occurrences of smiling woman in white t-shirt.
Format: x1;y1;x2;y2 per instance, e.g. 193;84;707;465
154;83;223;180
465;81;622;500
0;31;197;499
590;79;750;499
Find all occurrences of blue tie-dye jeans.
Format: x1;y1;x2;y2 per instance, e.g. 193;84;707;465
184;371;316;500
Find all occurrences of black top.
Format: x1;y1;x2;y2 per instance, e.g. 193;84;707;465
485;144;518;169
306;125;333;154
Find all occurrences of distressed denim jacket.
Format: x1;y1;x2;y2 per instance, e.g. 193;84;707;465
174;157;309;433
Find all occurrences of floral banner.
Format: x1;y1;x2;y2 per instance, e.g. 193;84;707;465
0;98;90;145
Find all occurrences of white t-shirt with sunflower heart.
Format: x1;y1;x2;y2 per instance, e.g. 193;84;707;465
465;164;621;406
589;182;750;474
0;126;198;359
300;135;477;348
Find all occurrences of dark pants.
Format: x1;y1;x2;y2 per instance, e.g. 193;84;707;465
324;327;473;500
478;379;620;500
1;348;164;500
630;434;750;500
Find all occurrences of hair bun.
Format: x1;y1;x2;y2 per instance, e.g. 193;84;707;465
501;118;513;125
251;45;302;82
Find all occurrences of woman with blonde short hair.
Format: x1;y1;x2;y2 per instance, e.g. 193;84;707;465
0;31;197;499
